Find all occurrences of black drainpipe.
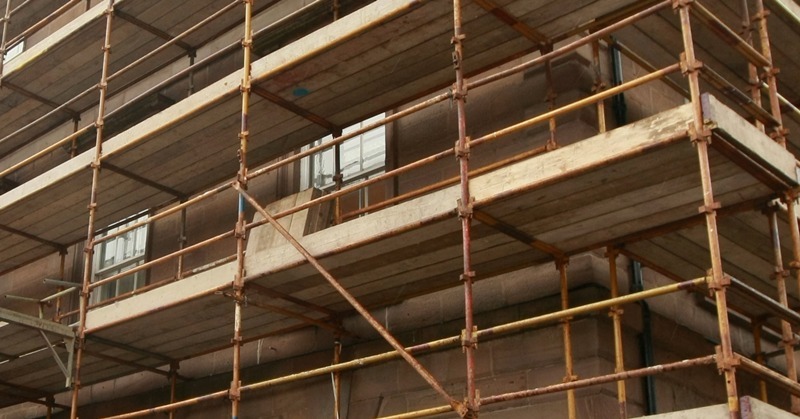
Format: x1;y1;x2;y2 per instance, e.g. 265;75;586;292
631;260;657;414
610;38;627;127
610;39;657;414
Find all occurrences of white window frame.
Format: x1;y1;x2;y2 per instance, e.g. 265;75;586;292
300;113;386;202
91;212;149;304
3;39;23;63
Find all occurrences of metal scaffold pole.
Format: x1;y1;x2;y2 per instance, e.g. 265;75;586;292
767;204;800;412
235;185;465;415
0;0;11;81
606;247;627;418
754;0;786;145
751;319;768;402
591;39;607;134
70;1;115;417
452;0;478;416
676;2;739;417
557;258;577;419
740;0;764;133
231;0;254;416
544;43;558;149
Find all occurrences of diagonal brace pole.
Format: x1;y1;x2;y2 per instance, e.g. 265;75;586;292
37;330;70;384
234;184;466;415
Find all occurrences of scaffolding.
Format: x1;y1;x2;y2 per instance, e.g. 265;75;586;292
0;0;799;418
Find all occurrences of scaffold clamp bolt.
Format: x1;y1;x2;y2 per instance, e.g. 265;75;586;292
228;381;241;400
679;54;703;75
460;326;478;351
457;197;474;219
452;50;462;70
672;0;694;10
697;201;721;214
460;271;475;282
454;137;471;159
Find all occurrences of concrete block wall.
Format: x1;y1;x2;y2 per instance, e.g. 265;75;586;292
7;252;788;419
393;52;602;196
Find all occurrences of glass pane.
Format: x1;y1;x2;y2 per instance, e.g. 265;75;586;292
92;213;148;303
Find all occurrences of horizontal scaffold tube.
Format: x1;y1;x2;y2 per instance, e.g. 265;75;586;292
378;355;718;419
100;276;707;419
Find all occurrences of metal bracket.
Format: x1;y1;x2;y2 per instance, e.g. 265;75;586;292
450;81;468;103
697;201;721;214
454;137;471;160
769;268;789;280
460;326;478;351
714;345;740;372
679;53;704;75
707;271;731;292
36;330;75;388
671;0;694;10
457;197;474;219
228;380;241;401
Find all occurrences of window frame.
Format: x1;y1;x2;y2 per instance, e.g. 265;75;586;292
90;211;150;304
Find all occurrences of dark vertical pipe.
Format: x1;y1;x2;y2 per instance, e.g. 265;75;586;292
609;37;627;126
611;31;656;416
631;260;656;415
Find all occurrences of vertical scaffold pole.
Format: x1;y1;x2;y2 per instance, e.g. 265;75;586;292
740;0;764;133
232;0;254;417
332;337;342;419
452;0;478;416
754;0;786;146
591;40;607;134
0;0;11;81
606;248;627;418
751;319;768;402
558;258;577;419
70;1;115;417
544;44;558;149
676;2;739;417
767;205;799;412
55;250;67;322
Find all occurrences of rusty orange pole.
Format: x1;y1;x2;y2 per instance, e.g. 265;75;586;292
607;248;627;418
767;205;799;411
754;0;786;146
676;2;739;417
70;1;115;418
0;0;10;81
332;337;342;419
452;0;479;416
231;0;254;417
592;40;607;133
544;44;558;149
740;0;764;133
751;319;768;402
558;258;577;419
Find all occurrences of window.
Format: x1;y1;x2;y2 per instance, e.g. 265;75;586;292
3;39;23;63
300;113;386;209
91;213;149;303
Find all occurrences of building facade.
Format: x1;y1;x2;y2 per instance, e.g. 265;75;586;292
1;0;800;418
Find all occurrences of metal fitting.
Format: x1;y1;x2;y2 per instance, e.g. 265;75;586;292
457;197;474;219
697;201;721;214
454;137;471;160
